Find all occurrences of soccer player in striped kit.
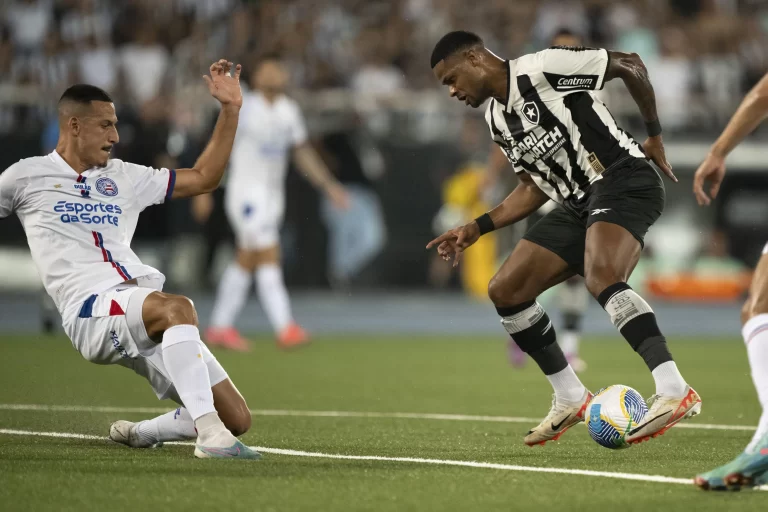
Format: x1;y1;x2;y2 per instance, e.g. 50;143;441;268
487;29;591;373
428;31;701;446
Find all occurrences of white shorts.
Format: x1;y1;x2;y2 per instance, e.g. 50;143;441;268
225;187;285;250
62;278;227;402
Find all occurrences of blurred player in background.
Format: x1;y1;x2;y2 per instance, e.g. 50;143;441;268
486;29;589;372
693;72;768;491
429;31;701;447
0;60;260;459
194;55;349;351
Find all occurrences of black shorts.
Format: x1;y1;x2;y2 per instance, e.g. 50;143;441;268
522;158;665;276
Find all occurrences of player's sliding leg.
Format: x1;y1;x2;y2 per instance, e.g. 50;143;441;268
250;245;308;349
141;292;260;459
110;343;249;448
695;246;768;490
111;407;195;448
583;221;701;444
489;240;592;446
558;276;588;373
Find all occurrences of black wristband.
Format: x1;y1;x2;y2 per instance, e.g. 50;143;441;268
474;213;495;235
645;119;662;137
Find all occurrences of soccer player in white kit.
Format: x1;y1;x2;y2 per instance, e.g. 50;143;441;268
195;55;348;351
0;60;261;459
693;72;768;490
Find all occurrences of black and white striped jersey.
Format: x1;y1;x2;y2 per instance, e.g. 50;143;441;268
485;46;646;204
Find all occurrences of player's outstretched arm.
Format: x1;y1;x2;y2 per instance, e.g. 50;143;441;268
426;173;547;267
694;72;768;205
485;173;549;229
293;142;350;209
173;60;243;199
604;51;676;182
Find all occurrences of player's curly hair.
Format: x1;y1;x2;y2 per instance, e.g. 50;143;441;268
430;31;483;69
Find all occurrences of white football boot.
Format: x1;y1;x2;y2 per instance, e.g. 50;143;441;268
194;428;262;460
109;420;162;448
524;389;593;446
625;385;702;445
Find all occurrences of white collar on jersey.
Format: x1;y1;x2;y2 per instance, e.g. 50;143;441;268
50;150;88;177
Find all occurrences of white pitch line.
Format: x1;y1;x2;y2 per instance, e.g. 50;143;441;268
0;403;757;432
2;428;767;491
0;428;699;487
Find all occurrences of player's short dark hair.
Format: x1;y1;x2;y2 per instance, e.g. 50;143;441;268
58;84;113;106
552;28;576;40
430;31;483;68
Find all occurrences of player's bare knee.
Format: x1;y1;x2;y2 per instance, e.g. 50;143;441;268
163;295;198;329
227;411;251;437
488;273;530;307
584;263;625;299
584;275;605;300
219;400;251;436
745;292;768;324
488;274;509;305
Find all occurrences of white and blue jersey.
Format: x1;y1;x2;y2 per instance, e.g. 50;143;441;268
0;150;175;316
228;90;307;191
225;90;308;249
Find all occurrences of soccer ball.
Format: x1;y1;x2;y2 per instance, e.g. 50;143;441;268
585;385;648;449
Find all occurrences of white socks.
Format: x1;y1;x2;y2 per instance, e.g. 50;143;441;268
256;264;293;333
194;411;235;446
209;262;294;334
210;263;251;328
651;361;688;398
136;407;197;444
199;339;229;387
161;325;217;421
136;329;235;448
134;408;234;447
560;331;579;358
546;366;587;403
743;314;768;451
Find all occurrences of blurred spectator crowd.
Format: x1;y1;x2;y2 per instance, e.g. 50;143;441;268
1;0;768;138
1;0;767;294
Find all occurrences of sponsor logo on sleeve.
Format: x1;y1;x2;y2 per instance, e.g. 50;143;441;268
544;73;599;91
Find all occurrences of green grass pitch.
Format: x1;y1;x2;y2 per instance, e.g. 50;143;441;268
0;333;765;511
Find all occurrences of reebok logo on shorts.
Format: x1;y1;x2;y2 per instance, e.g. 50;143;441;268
591;208;611;215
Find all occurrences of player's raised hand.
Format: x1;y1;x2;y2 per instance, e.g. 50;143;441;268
693;153;726;206
426;221;481;267
642;136;677;183
203;59;243;108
